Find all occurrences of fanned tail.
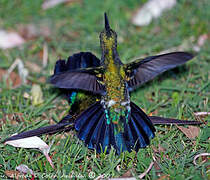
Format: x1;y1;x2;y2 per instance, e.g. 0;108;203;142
75;101;155;154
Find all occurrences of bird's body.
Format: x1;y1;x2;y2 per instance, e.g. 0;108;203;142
100;25;130;130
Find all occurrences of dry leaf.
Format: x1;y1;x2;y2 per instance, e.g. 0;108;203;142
5;170;27;180
194;112;210;117
0;68;22;88
4;58;29;86
109;162;154;180
18;24;51;40
9;71;22;87
16;164;34;175
193;153;210;165
193;34;208;52
42;0;74;9
2;113;24;126
132;0;176;26
5;136;54;168
31;84;44;105
157;175;170;180
159;34;208;54
177;126;200;139
5;165;34;180
43;43;48;68
122;170;133;178
0;30;25;49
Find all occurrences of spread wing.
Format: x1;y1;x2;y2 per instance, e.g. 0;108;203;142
125;52;194;91
54;51;101;74
50;52;105;95
50;70;105;95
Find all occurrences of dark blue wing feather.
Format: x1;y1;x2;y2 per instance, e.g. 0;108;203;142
54;52;100;75
126;52;194;91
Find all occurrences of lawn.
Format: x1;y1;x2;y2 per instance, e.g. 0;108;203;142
0;0;209;179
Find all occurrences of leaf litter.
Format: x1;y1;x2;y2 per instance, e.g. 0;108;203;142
4;136;54;168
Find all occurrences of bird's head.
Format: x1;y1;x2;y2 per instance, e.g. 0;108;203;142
100;13;117;51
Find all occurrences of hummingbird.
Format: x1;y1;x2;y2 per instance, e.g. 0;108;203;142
4;13;201;154
49;13;196;153
4;49;201;150
4;48;200;148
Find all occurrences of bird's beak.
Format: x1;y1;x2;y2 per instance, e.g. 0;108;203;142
104;13;111;34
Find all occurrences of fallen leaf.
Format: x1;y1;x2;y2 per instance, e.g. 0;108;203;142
42;0;74;9
157;175;170;180
193;34;208;52
194;112;210;117
122;170;133;178
0;68;22;88
16;164;34;175
18;24;51;40
5;170;27;180
43;43;48;68
5;136;54;168
109;161;154;180
132;0;176;26
4;58;29;86
3;113;24;125
177;125;200;139
9;71;22;87
0;30;25;49
193;153;210;165
31;84;44;105
159;34;208;54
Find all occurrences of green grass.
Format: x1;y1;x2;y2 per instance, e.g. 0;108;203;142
0;0;209;179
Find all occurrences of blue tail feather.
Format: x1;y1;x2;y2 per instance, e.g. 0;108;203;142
75;101;155;153
103;124;110;151
78;108;103;141
84;110;104;145
75;102;100;131
128;117;142;150
96;119;106;152
130;115;148;147
88;114;104;149
124;122;136;151
132;112;155;140
131;102;155;132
